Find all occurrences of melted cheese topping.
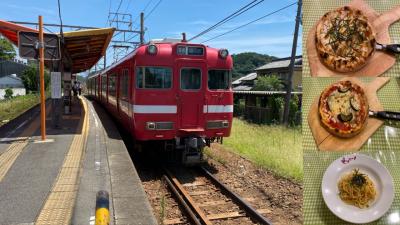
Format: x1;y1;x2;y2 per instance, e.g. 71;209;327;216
328;91;352;115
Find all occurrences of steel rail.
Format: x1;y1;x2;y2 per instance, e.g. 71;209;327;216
162;175;202;225
200;166;273;225
164;169;212;225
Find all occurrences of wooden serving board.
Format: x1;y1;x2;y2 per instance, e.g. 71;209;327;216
308;77;390;151
307;0;400;77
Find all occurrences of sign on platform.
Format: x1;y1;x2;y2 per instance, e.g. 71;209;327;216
18;31;60;60
63;72;71;81
51;72;61;99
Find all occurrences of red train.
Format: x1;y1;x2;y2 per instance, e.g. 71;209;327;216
87;38;233;164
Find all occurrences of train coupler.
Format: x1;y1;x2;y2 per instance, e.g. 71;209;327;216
181;137;205;165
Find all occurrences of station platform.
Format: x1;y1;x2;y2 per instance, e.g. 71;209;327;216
0;96;157;225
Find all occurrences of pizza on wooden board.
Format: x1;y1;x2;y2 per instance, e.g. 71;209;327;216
315;6;376;72
318;80;369;138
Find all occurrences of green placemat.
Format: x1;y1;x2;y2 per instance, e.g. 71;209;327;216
302;0;400;77
304;150;400;224
302;77;400;152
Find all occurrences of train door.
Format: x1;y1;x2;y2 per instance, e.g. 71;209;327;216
177;62;205;129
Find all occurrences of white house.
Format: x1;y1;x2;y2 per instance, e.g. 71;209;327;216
0;74;26;99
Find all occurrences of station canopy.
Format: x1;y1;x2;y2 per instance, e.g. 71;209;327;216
0;20;114;73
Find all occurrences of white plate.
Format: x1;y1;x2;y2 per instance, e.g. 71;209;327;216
321;153;394;224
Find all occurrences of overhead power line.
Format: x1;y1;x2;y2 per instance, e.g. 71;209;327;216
123;0;133;14
106;0;112;26
131;0;154;25
123;0;155;42
145;0;163;19
201;2;297;43
143;0;155;14
109;0;124;25
124;0;162;43
188;0;264;42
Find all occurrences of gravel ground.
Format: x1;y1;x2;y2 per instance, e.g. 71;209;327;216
136;142;303;225
205;143;303;225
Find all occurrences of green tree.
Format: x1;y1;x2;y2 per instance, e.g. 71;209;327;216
232;52;276;79
4;88;13;99
0;38;16;60
21;63;50;92
253;75;284;91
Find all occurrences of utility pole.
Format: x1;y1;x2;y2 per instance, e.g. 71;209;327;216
140;12;144;45
38;15;46;140
283;0;302;126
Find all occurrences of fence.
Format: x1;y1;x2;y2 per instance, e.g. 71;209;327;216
0;60;28;77
234;104;301;125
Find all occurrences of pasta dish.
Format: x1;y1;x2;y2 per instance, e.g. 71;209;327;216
338;168;376;208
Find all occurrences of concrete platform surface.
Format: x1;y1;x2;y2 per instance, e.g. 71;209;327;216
0;97;157;225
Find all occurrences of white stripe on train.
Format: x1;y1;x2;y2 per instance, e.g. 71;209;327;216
203;105;233;113
133;105;177;114
132;105;234;114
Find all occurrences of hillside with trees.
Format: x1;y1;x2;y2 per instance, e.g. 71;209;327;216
0;37;16;61
232;52;276;79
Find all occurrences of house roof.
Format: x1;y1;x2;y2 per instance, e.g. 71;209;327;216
255;55;302;71
232;72;257;85
233;85;253;91
0;74;24;88
234;90;302;96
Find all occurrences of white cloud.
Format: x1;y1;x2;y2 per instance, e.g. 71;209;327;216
185;20;211;26
4;4;56;16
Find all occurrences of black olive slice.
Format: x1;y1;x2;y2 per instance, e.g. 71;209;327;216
350;97;360;111
338;113;353;122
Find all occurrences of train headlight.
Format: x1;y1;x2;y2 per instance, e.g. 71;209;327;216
146;122;156;130
146;122;174;130
219;49;229;59
207;120;229;129
147;44;158;55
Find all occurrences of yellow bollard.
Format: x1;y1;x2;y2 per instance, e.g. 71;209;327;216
95;190;110;225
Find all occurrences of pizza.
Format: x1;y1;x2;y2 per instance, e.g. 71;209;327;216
315;6;375;72
318;80;368;138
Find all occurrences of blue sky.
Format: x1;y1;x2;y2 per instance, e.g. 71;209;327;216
0;0;302;65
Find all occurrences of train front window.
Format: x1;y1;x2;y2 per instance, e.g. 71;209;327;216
136;67;172;89
208;70;231;90
180;68;201;90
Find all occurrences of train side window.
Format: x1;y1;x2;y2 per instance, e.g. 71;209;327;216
208;70;231;90
136;67;172;89
120;69;129;99
108;74;117;96
101;74;107;96
180;68;201;90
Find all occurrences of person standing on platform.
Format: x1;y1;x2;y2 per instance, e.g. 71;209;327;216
77;82;82;96
72;81;78;99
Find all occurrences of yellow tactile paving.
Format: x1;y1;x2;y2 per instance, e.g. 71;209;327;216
0;105;52;182
35;97;89;225
52;184;77;192
0;141;28;180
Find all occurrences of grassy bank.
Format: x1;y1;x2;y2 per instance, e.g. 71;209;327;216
0;94;40;126
216;118;302;182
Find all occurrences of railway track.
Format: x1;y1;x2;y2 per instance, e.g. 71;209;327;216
162;166;272;225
